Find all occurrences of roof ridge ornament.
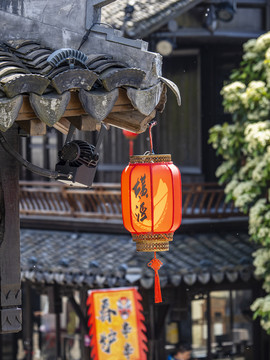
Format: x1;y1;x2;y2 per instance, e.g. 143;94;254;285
47;48;87;69
83;0;148;50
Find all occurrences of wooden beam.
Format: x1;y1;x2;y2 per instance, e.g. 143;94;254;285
16;89;133;123
16;96;36;121
68;115;101;131
53;117;71;135
18;119;47;136
155;29;263;39
104;109;156;133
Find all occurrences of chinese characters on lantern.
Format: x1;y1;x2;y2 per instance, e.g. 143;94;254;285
87;288;147;360
133;174;149;223
133;174;148;199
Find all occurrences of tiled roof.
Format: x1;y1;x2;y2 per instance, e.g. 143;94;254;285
21;229;256;289
0;39;167;132
102;0;203;38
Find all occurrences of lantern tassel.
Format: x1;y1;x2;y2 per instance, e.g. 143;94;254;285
154;268;162;303
148;252;163;303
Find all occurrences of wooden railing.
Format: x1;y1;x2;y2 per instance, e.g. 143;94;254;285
19;181;122;220
182;183;239;218
19;181;243;220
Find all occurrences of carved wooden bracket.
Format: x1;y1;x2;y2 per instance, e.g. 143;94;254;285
0;308;22;333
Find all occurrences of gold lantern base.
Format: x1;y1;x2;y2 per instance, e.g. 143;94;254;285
132;233;173;252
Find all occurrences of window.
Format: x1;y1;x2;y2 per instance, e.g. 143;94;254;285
158;49;202;177
191;290;253;359
191;295;208;358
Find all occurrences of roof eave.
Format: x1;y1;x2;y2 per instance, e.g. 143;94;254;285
125;0;204;39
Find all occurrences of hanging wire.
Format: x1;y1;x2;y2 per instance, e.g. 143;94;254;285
148;120;157;154
0;132;71;180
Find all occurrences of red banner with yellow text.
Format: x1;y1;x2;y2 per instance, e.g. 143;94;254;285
87;287;147;360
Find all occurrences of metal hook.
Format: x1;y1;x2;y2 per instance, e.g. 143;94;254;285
148;120;157;154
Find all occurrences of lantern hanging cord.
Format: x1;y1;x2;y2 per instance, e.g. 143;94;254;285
148;120;157;154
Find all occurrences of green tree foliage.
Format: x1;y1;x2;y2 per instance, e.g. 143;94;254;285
209;32;270;333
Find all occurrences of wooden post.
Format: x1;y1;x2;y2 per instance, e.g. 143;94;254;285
24;282;33;360
79;290;91;360
206;292;212;360
149;303;156;360
0;125;22;333
252;284;261;360
48;285;62;359
229;290;234;360
56;312;61;360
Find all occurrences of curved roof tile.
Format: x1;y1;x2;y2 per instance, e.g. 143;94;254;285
0;40;169;133
20;229;256;289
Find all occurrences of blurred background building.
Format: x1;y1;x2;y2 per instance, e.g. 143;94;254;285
0;0;270;359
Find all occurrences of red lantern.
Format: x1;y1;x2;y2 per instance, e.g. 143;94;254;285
121;153;182;302
122;129;138;140
122;129;138;156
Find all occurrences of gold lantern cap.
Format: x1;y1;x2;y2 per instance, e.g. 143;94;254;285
129;154;171;164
